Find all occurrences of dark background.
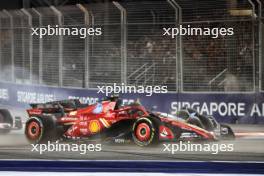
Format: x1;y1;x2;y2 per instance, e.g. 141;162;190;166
0;0;108;10
0;0;248;10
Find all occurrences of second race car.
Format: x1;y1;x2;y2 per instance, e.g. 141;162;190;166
0;109;22;134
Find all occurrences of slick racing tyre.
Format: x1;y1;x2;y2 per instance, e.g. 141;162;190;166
0;109;13;134
25;116;57;144
132;117;160;147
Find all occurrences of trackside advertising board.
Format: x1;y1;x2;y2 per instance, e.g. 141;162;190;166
0;82;263;124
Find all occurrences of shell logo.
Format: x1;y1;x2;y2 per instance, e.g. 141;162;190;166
88;120;101;133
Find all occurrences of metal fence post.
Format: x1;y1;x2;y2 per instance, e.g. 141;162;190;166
247;0;256;92
0;13;2;71
248;0;258;122
32;8;43;84
3;10;15;82
19;11;26;81
168;0;182;92
90;11;94;58
51;6;63;87
113;1;127;85
256;0;262;91
21;8;33;83
168;0;178;92
77;4;90;88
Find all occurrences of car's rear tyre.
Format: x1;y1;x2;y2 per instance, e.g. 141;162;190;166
132;117;160;147
25;116;57;144
196;114;215;131
0;109;13;134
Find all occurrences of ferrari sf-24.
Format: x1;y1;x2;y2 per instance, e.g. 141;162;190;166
25;97;235;146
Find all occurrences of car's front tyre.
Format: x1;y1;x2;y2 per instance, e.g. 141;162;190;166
132;117;160;147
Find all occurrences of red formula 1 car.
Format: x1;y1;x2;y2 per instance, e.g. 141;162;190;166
25;96;234;146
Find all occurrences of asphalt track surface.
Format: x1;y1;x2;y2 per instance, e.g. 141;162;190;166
0;125;263;161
